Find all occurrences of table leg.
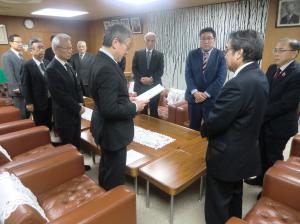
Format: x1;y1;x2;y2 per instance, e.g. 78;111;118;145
146;180;150;208
134;176;138;194
170;195;174;224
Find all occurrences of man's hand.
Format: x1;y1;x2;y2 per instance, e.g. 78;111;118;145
80;106;85;115
135;100;149;112
193;91;208;103
140;77;153;85
26;104;34;112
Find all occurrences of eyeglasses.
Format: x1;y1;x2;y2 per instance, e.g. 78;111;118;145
200;37;215;42
272;48;295;54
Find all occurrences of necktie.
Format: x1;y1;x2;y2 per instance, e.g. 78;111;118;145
18;53;23;61
65;63;77;82
80;53;84;60
202;51;209;72
146;50;151;70
273;68;282;80
40;62;46;73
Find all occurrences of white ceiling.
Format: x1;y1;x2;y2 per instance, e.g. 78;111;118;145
0;0;236;20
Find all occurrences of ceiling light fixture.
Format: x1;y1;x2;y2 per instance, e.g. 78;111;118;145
118;0;159;5
31;8;88;17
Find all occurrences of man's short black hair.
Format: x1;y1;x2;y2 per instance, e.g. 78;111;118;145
199;27;216;38
8;34;20;43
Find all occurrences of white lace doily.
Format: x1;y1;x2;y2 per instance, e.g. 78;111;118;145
133;126;175;150
0;172;49;224
0;145;12;162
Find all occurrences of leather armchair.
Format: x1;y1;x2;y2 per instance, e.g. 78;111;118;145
0;119;34;135
290;133;300;157
0;106;21;124
5;147;136;224
226;164;300;224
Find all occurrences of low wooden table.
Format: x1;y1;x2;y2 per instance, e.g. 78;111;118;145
139;137;207;224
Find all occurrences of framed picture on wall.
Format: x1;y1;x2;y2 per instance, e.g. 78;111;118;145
0;24;8;44
276;0;300;27
120;18;131;30
130;17;142;33
103;20;111;30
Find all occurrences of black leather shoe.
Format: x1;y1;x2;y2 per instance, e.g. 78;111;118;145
244;177;263;186
84;165;91;171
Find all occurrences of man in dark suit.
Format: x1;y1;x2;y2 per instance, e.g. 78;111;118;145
185;27;227;131
22;38;52;129
200;30;269;224
45;33;84;149
70;40;94;97
90;24;148;190
280;2;300;24
44;35;55;62
245;38;300;187
2;34;28;118
132;32;164;118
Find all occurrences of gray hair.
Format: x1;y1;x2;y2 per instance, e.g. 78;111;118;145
229;30;263;62
103;24;132;47
28;37;42;50
52;33;71;51
279;38;300;52
144;32;156;41
77;40;86;46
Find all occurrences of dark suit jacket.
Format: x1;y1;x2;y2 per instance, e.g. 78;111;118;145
185;48;227;103
280;13;300;24
90;51;136;151
1;49;24;96
262;61;300;138
70;52;95;85
44;47;54;62
132;49;164;94
201;63;269;182
46;59;83;128
21;59;50;111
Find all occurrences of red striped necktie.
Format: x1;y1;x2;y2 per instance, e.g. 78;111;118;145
273;68;282;80
203;51;209;72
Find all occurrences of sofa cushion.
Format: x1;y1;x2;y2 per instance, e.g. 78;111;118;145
38;175;105;221
12;144;55;161
244;197;300;224
0;144;12;164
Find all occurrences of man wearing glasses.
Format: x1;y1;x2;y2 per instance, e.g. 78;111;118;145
185;27;227;131
245;38;300;189
2;34;28;118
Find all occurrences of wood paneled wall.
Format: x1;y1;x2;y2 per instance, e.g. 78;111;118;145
261;0;300;71
0;16;88;66
87;15;148;73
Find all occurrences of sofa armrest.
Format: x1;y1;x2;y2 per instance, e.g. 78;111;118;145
51;185;136;224
0;106;21;124
0;119;35;135
10;145;84;195
263;165;300;211
167;104;176;123
225;217;248;224
0;126;50;157
175;104;189;126
173;100;187;108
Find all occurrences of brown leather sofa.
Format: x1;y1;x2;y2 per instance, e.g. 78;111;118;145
0;126;70;171
226;164;300;224
0;106;21;124
0;119;34;135
290;133;300;157
4;147;136;224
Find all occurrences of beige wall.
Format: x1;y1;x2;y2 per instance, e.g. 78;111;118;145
261;0;300;71
0;16;88;66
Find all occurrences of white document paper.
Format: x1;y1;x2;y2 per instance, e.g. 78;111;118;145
81;106;93;121
126;149;145;165
136;84;164;101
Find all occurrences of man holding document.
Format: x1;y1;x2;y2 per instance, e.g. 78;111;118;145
90;24;148;190
132;32;164;118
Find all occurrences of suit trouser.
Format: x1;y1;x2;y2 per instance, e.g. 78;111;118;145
257;129;289;182
98;147;127;191
32;98;52;130
205;173;243;224
56;120;81;148
12;96;29;119
188;100;213;131
141;94;160;118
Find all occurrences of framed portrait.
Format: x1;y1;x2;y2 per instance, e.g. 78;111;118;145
276;0;300;27
120;18;131;30
110;19;120;25
130;17;142;34
0;24;8;44
103;20;111;30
